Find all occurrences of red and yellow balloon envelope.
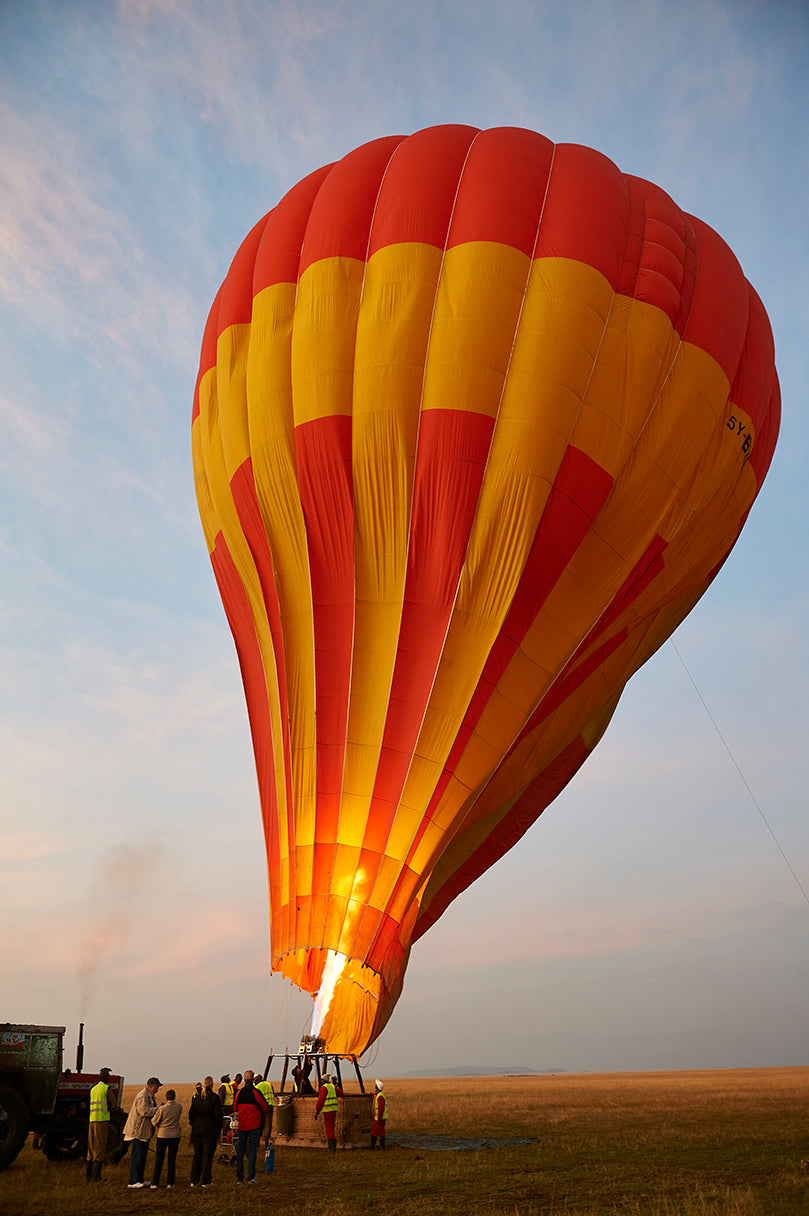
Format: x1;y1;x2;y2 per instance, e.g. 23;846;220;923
192;125;780;1055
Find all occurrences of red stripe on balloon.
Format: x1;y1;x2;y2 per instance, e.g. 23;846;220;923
361;408;496;856
229;458;293;831
683;216;750;390
294;415;354;850
297;135;406;277
534;143;630;285
443;126;553;256
253;163;334;292
728;284;780;487
192;283;224;424
367;124;479;256
412;732;592;943
402;445;613;868
587;535;669;645
209;532;282;920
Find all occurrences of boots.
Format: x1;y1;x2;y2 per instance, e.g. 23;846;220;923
369;1137;377;1150
327;1139;337;1152
92;1160;103;1181
86;1159;94;1182
379;1136;386;1151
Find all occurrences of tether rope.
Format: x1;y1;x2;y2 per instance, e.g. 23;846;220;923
672;641;809;906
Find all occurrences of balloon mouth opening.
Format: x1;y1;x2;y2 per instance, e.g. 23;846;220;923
274;947;384;1055
310;949;350;1036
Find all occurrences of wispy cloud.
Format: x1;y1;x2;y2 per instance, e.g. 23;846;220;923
0;98;199;383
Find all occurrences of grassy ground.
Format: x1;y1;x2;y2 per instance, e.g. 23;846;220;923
1;1068;806;1215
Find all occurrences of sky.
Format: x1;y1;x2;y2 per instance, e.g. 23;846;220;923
2;0;807;1087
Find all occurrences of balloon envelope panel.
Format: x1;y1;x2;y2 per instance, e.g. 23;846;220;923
192;125;779;1054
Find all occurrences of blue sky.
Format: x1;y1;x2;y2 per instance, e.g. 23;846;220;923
2;0;807;1085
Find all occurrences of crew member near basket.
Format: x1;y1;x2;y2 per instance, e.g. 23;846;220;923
370;1079;387;1150
218;1074;235;1117
87;1066;117;1181
314;1074;343;1152
255;1071;276;1145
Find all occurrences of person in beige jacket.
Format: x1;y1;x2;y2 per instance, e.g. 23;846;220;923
123;1077;161;1189
150;1089;182;1189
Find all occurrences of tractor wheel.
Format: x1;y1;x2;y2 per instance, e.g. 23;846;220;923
104;1108;127;1162
0;1085;30;1171
41;1131;84;1163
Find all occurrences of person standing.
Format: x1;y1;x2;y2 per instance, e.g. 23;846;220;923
123;1076;161;1189
188;1076;222;1188
86;1066;116;1181
370;1079;387;1150
233;1070;269;1183
150;1088;182;1189
218;1073;235;1156
314;1073;343;1152
292;1061;316;1094
255;1071;276;1146
218;1074;235;1117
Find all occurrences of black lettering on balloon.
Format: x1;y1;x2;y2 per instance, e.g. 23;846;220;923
726;413;753;462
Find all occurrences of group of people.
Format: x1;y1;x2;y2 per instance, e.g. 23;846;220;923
86;1067;388;1188
312;1074;387;1152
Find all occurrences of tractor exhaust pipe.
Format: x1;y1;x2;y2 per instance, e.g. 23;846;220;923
76;1022;85;1073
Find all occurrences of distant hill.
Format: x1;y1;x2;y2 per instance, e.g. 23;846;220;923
398;1065;568;1078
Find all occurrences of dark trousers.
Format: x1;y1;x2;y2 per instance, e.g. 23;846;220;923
236;1127;261;1181
152;1137;179;1186
190;1132;217;1184
128;1138;149;1184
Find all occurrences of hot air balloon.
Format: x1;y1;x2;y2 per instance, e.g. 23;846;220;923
192;125;779;1056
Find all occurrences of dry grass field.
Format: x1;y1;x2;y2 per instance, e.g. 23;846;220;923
1;1068;806;1215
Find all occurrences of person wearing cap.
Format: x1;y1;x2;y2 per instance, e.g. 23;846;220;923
123;1076;161;1189
370;1079;388;1150
87;1066;117;1181
314;1073;343;1152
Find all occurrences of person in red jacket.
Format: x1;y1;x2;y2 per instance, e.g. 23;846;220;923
233;1071;270;1183
314;1074;343;1152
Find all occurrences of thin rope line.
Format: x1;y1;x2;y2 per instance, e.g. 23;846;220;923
672;640;809;906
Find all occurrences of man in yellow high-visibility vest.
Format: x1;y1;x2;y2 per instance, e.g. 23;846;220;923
314;1074;343;1152
255;1073;275;1145
370;1079;388;1151
87;1067;116;1182
218;1074;235;1114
